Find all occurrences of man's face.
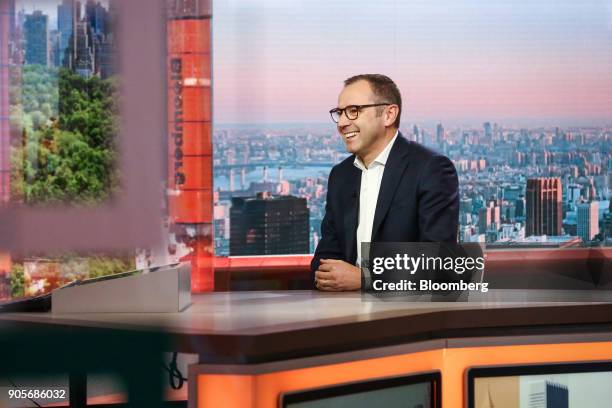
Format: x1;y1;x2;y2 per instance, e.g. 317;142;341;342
336;80;386;158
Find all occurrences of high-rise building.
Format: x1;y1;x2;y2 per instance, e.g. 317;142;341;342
24;11;49;66
483;122;492;141
515;196;526;219
528;381;568;408
74;21;94;77
460;197;473;214
57;0;76;68
566;183;582;211
526;178;563;237
436;123;445;146
503;185;522;201
85;1;107;35
478;201;501;235
230;193;309;255
478;207;491;235
49;29;60;66
85;0;97;29
502;200;516;222
577;201;599;243
604;200;612;244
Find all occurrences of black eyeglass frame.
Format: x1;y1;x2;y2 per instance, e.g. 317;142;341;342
329;103;392;123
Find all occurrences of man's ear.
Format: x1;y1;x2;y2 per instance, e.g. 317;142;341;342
384;105;399;127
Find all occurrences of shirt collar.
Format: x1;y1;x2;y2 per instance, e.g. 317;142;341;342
353;130;399;171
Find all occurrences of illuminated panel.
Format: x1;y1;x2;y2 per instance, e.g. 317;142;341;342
167;0;213;292
194;341;612;408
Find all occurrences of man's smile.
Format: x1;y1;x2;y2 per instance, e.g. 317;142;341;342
344;131;359;140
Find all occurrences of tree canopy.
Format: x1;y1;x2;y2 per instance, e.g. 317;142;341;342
10;66;119;205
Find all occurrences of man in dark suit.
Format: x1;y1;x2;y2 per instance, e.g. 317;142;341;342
312;74;459;291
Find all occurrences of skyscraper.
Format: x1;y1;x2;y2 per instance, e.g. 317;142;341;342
515;195;526;219
604;200;612;244
436;123;445;147
85;1;107;35
566;183;582;211
57;0;76;68
503;185;522;201
526;178;563;237
478;207;491;235
528;381;568;408
97;35;115;79
230;193;309;255
74;21;94;77
24;11;49;66
85;0;97;29
478;201;501;236
577;201;599;243
483;122;492;141
49;29;60;66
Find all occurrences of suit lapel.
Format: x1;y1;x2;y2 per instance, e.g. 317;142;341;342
371;134;411;240
343;165;361;264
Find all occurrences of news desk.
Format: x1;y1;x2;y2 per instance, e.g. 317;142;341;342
2;290;612;408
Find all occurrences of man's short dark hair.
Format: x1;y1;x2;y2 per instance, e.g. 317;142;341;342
344;74;402;128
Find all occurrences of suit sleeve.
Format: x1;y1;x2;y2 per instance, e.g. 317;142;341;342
417;154;459;242
310;167;344;287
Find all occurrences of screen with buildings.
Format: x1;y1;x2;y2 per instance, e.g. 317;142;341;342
472;365;612;408
3;0;119;207
211;0;611;256
0;0;129;301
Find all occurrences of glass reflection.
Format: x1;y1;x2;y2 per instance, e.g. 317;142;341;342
6;0;119;207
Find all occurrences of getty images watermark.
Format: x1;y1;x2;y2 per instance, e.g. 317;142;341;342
361;242;486;301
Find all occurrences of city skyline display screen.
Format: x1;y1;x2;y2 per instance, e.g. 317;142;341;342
1;0;126;300
211;0;611;256
0;0;165;302
469;362;612;408
5;0;118;206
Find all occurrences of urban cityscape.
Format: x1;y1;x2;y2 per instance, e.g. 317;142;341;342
212;123;612;255
10;0;115;77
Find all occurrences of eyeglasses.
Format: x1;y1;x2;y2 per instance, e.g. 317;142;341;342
329;103;391;123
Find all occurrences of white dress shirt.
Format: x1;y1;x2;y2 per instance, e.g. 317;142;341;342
354;131;398;266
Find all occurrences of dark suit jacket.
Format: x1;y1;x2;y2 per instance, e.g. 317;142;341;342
311;133;459;285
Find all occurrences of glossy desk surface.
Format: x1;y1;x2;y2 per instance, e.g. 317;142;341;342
1;290;612;363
